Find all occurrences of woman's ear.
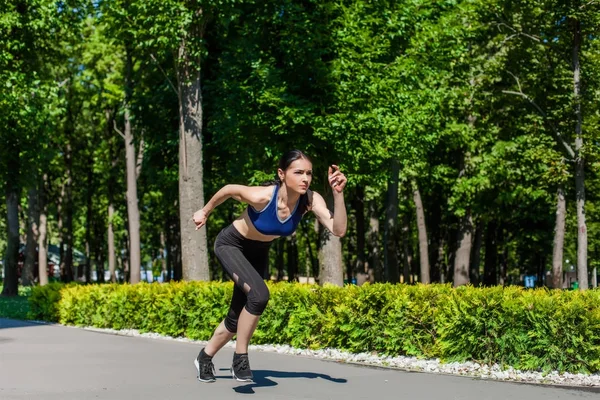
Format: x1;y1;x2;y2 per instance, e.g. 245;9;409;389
277;168;285;182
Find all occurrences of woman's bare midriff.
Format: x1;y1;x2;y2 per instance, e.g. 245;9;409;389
232;209;281;242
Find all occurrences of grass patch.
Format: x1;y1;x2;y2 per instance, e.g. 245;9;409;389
0;285;32;320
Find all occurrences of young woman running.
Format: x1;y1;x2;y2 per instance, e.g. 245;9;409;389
192;150;347;383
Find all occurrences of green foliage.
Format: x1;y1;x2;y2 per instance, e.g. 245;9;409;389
56;282;232;339
28;283;66;322
3;0;600;290
436;286;600;373
0;286;32;319
29;282;600;373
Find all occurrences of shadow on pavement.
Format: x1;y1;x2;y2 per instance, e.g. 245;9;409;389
219;369;347;394
0;318;42;330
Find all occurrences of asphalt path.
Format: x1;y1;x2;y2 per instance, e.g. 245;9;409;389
1;318;598;400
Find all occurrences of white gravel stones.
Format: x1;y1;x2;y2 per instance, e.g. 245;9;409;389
80;326;600;388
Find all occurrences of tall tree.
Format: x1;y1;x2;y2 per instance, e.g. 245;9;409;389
499;0;600;289
1;0;67;292
100;1;146;283
384;160;400;282
552;185;567;288
120;44;142;284
38;174;49;286
175;9;210;281
22;187;39;285
2;135;20;296
571;16;587;290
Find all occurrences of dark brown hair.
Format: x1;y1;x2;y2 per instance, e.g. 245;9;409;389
262;150;312;213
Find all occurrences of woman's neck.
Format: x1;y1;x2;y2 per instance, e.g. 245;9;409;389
278;184;301;207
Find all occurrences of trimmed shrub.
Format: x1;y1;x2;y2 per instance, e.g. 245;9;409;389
29;282;600;373
28;283;65;322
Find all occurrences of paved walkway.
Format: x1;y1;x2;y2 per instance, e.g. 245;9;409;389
1;318;598;400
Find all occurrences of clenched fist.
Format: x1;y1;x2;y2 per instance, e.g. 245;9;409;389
328;165;347;193
192;209;209;230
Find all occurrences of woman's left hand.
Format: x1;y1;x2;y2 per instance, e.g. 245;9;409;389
328;165;347;193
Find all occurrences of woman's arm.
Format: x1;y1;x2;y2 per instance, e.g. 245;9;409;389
193;184;270;230
310;165;348;237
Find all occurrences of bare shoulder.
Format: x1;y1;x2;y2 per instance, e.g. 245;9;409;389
254;185;276;202
230;184;275;209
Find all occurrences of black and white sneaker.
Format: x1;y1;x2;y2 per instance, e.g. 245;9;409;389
194;350;216;383
231;353;253;382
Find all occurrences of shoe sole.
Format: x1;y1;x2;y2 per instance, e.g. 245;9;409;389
231;368;253;382
194;358;216;383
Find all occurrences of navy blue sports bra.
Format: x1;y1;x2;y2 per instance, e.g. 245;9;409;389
247;185;304;236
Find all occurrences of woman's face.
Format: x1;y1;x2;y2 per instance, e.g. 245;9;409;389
279;158;313;194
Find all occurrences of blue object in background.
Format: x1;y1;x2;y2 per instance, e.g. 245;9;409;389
524;275;537;288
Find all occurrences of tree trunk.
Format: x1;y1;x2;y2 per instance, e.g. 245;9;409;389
304;246;311;281
498;228;508;286
177;40;210;282
436;237;446;283
453;211;473;287
428;199;443;283
96;250;105;283
446;226;458;282
552;186;566;289
107;201;117;282
384;159;400;282
2;140;20;297
165;218;174;282
401;212;412;284
454;82;477;287
57;180;65;280
572;18;587;290
470;220;483;285
484;221;498;286
106;111;118;283
123;102;141;284
120;44;141;284
346;223;355;283
22;187;39;286
412;181;430;284
123;253;130;283
301;220;318;279
3;191;20;296
537;254;546;289
276;239;285;281
59;142;74;283
168;214;183;281
367;201;382;282
318;225;343;286
84;156;94;283
353;186;366;275
160;231;167;282
38;174;49;286
287;234;299;282
318;172;344;286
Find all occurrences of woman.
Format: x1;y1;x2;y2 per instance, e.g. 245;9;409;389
192;150;347;383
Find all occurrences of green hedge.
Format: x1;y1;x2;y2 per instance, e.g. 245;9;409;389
28;282;66;322
29;282;600;373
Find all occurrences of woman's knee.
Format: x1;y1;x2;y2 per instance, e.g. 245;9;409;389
224;315;238;333
246;285;270;315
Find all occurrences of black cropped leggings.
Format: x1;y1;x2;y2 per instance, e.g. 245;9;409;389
214;224;273;333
